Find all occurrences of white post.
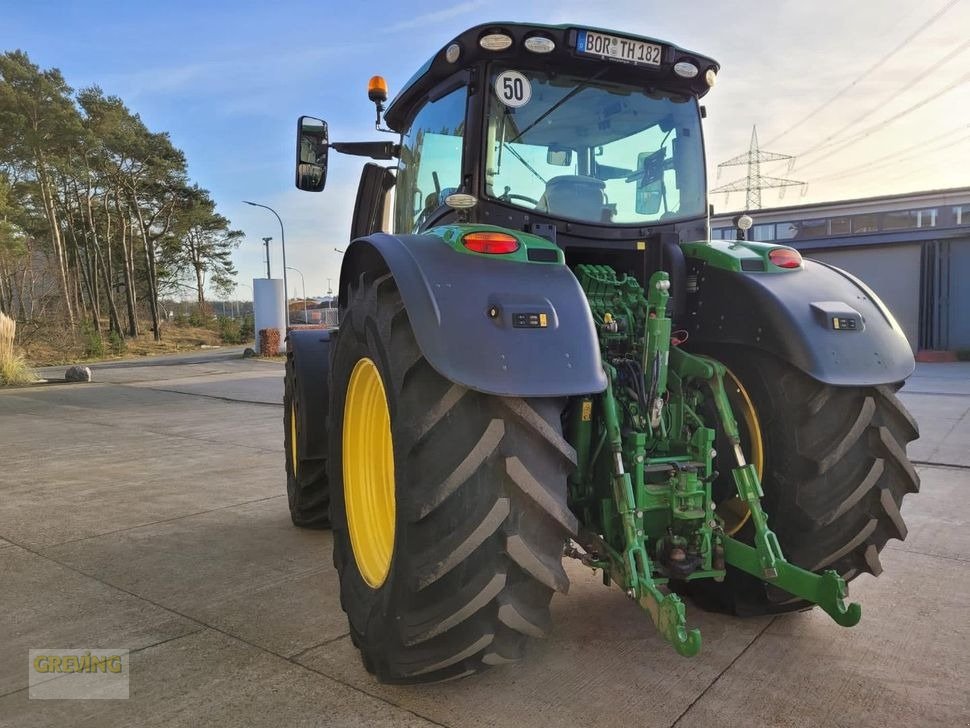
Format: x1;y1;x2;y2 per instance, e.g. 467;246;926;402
253;278;286;353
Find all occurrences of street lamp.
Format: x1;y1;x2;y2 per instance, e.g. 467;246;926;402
244;200;289;325
286;266;308;323
261;236;272;278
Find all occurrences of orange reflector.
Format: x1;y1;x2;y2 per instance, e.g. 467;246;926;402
462;231;520;255
368;75;388;103
768;247;802;269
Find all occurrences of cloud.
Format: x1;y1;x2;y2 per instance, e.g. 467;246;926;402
385;1;486;33
98;41;378;104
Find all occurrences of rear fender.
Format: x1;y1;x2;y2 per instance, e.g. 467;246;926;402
685;258;915;386
338;232;607;397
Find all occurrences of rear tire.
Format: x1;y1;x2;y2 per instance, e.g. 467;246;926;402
329;272;577;683
284;352;330;528
689;348;920;616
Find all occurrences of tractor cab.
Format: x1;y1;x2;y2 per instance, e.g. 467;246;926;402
297;23;719;256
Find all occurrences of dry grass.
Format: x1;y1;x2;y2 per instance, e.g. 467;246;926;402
22;323;233;367
0;313;39;386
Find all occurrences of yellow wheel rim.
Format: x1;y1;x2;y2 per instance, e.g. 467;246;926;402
719;369;764;536
289;402;298;476
342;357;396;588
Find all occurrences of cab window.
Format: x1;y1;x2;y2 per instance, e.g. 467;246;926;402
484;67;705;225
394;87;467;234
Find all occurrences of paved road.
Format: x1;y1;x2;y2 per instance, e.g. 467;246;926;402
1;353;968;726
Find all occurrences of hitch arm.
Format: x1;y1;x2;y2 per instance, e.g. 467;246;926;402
704;370;863;628
722;534;862;627
600;364;702;656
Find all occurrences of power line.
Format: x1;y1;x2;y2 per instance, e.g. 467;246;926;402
792;70;970;173
807;128;970;183
872;143;970;187
763;0;962;147
792;38;970;160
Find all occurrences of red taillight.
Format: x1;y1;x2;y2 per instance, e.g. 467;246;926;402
462;231;520;255
768;247;802;269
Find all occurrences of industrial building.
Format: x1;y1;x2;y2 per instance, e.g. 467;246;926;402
711;187;970;353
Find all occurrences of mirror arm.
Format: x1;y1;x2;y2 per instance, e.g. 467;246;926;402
329;141;400;160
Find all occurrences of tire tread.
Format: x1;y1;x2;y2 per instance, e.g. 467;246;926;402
688;347;919;616
330;273;573;683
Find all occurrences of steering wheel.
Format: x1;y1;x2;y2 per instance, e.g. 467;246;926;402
502;193;540;208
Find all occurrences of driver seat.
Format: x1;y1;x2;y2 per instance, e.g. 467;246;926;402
539;175;610;222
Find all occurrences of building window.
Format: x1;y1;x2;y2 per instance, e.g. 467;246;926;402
882;210;919;231
799;219;828;238
851;214;878;233
957;206;967;225
917;208;937;227
830;217;850;235
774;221;799;240
751;224;774;241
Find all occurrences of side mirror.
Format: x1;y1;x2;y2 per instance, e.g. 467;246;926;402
636;178;663;215
295;116;328;192
546;145;572;167
633;149;667;215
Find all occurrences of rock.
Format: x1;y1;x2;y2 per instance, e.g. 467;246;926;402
242;347;257;358
65;365;92;382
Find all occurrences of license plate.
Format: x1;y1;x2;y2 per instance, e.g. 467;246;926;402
576;30;662;66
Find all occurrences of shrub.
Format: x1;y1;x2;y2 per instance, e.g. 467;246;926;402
258;328;281;356
80;320;105;358
188;309;207;327
239;313;254;342
108;329;127;356
217;316;243;344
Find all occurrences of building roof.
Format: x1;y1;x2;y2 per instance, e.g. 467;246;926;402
712;186;970;221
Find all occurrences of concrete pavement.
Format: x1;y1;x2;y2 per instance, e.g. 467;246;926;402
1;354;968;726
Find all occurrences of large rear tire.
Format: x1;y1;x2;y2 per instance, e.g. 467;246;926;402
329;272;577;683
284;351;330;528
690;347;920;616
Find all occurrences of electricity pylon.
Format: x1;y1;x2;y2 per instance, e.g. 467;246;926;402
711;126;804;209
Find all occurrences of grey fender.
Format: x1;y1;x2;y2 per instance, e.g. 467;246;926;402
286;328;332;459
686;258;916;386
338;233;607;397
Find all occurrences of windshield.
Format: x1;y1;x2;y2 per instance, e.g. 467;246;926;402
484;67;706;225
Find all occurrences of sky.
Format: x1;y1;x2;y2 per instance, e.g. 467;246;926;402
2;0;968;299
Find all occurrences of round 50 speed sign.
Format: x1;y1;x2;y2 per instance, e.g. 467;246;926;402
494;70;532;108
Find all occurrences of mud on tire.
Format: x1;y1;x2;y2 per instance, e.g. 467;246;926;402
329;272;577;683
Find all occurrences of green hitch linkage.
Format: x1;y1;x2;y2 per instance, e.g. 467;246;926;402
601;364;702;656
705;368;862;628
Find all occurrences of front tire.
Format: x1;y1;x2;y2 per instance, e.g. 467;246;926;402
329;272;577;683
691;348;920;616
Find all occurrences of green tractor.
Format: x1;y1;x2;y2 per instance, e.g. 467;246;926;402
284;22;919;683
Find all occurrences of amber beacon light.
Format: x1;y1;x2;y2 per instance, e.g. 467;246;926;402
368;75;388;103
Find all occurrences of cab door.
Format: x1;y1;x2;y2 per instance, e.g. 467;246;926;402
393;85;468;233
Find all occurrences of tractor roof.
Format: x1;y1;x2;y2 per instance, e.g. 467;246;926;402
384;22;719;132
